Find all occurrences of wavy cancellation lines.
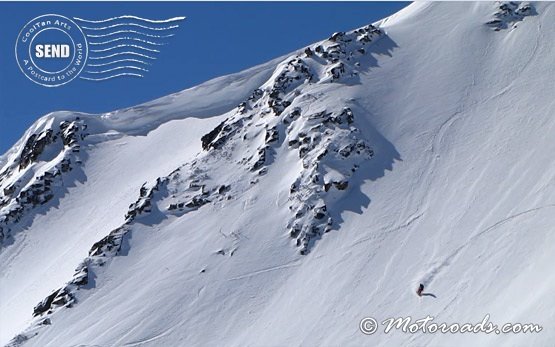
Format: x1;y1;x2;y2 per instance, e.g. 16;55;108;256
75;16;185;81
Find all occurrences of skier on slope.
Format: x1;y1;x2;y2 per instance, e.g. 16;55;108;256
416;283;424;297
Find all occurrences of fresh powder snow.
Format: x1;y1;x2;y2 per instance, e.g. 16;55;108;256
1;2;554;346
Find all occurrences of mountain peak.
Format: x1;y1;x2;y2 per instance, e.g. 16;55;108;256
2;3;554;346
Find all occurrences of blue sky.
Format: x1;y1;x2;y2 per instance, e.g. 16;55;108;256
0;2;409;153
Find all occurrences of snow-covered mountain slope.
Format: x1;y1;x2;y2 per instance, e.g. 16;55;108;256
2;2;555;346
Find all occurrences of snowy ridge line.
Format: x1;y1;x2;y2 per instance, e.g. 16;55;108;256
9;20;388;338
73;15;185;24
86;30;175;39
79;73;144;81
90;44;160;53
86;59;151;67
88;37;167;46
197;23;384;254
4;3;555;346
83;66;149;74
80;23;180;31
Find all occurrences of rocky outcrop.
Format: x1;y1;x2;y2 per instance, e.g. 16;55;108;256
125;178;167;221
32;287;74;317
195;23;383;254
11;21;387;345
18;130;54;170
486;2;535;30
285;107;374;254
0;118;87;247
27;176;167;330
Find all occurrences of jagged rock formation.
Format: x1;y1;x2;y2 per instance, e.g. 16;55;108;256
4;3;554;347
7;5;546;342
486;2;535;30
198;24;381;254
22;178;167;334
0;118;87;246
12;24;385;343
285;106;374;254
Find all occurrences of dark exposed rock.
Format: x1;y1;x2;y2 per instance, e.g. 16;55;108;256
290;180;299;194
248;88;264;102
238;101;248;114
72;264;89;286
32;287;73;317
314;205;327;220
286;107;373;254
339;107;354;124
89;227;126;257
339;144;355;157
17;23;389;343
266;58;313;115
334;181;349;190
251;147;267;171
289;226;301;238
201;120;226;150
33;289;60;316
168;202;184;210
202;118;245;151
329;31;346;42
1;119;87;247
486;2;535;30
185;195;209;209
125;179;166;221
516;3;532;15
27;175;169;334
328;63;345;80
265;127;279;144
19;130;54;170
218;185;231;194
189;180;204;190
61;159;71;173
3;184;16;197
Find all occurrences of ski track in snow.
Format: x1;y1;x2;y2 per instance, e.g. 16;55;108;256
349;210;423;248
369;217;420;300
2;3;555;346
118;325;177;346
422;204;555;286
227;260;301;281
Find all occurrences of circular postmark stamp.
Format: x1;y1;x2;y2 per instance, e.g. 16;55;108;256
15;14;88;87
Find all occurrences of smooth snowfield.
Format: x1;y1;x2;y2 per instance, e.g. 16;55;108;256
2;2;555;346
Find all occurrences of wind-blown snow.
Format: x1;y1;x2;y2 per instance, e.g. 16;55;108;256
1;2;554;346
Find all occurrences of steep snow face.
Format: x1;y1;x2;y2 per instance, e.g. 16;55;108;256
2;2;555;346
0;59;280;343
